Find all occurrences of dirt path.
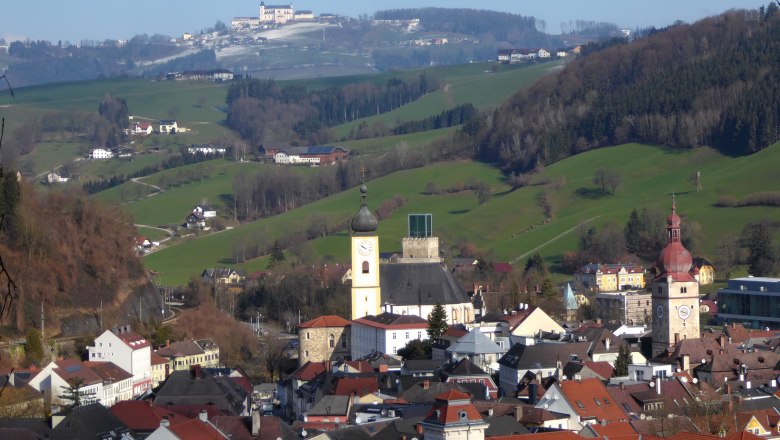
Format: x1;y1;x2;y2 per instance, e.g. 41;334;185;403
509;216;600;265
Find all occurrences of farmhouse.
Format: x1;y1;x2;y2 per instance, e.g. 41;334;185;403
188;144;227;155
175;69;234;81
130;121;153;135
231;16;261;31
271;145;349;165
159;120;178;134
89;148;113;159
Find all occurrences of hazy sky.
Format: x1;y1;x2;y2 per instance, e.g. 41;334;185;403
0;0;770;43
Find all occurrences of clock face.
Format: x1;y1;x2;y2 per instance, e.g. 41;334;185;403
678;305;691;320
656;305;664;319
358;239;373;256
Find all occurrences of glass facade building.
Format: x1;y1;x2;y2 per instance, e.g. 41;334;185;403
717;277;780;329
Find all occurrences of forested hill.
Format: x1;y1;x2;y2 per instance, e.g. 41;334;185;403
373;8;552;47
462;6;780;173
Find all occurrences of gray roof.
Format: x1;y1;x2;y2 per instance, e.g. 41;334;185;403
380;263;469;306
448;329;503;356
308;395;350;416
51;403;132;440
498;342;591;370
154;368;248;416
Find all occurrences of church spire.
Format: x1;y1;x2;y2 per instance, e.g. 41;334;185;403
350;168;378;233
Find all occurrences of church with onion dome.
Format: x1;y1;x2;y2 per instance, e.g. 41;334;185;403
348;183;474;326
651;197;701;357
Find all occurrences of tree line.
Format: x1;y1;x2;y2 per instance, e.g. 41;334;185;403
225;74;442;145
457;6;780;174
392;103;477;135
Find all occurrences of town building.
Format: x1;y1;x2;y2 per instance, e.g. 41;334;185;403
420;390;489;440
593;290;652;325
351;312;429;359
692;257;716;285
717;277;780;328
271;146;349;165
155;339;220;371
575;263;646;291
349;184;474;324
159;120;178;134
651;198;701;357
297;315;351;365
534;378;628;430
87;325;152;396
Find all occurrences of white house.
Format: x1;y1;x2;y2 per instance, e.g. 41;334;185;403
46;173;69;184
87;325;152;396
89;148;114;160
187;144;227;155
273;151;320;165
350;312;428;359
534;378;627;431
159;120;178;134
131;121;153;135
193;204;217;218
537;48;551;58
28;358;132;408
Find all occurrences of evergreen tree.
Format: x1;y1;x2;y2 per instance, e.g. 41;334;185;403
427;302;448;340
58;378;95;410
24;328;43;366
744;223;776;276
525;253;546;275
269;240;286;266
614;343;632;377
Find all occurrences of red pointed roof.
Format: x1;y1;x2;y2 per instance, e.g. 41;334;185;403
298;315;350;329
656;197;694;281
434;389;472;401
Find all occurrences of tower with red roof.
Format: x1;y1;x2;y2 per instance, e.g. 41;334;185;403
651;197;700;357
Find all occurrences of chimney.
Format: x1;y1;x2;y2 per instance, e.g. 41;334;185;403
655;377;662;395
160;418;170;428
166;339;170;347
746;381;752;389
681;355;690;372
528;383;538;405
191;365;201;379
199;410;208;422
620;382;625;390
422;380;430;390
251;411;261;436
719;334;726;347
488;408;494;417
379;364;388;373
601;419;607;427
415;424;424;434
605;338;611;351
674;333;680;345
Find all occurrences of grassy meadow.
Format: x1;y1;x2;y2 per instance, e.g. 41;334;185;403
143;142;780;286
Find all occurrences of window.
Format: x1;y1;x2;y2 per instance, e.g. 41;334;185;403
576;400;585;409
305;350;309;357
362;261;369;274
405;332;410;339
594;398;602;406
329;334;335;348
681;287;687;293
417;331;422;339
341;335;347;348
392;333;397;340
307;332;310;339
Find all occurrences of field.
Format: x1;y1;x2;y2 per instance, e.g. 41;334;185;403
143;142;780;286
331;61;562;138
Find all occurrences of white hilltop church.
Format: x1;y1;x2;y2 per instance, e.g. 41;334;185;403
349;184;474;325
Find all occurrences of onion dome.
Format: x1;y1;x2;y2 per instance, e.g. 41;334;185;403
656;196;693;277
350;184;378;233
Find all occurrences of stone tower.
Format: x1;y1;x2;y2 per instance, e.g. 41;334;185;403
651;197;700;357
350;184;381;320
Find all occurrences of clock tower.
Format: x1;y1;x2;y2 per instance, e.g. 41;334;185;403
651;197;700;357
350;183;381;320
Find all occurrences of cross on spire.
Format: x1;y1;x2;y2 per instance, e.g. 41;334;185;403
359;164;368;183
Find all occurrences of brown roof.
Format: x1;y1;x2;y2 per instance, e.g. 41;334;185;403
298;315;350;329
110;401;190;431
582;361;615;379
151;352;169;366
167;417;227;439
332;377;378;397
290;361;327;382
353;312;428;330
559;378;629;422
156;340;204;358
53;358;103;387
83;361;133;382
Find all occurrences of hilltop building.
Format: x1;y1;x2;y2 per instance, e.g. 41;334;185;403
575;262;645;291
349;184;473;324
651;197;700;357
259;2;294;24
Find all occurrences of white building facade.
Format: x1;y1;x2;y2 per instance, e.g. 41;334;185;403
87;327;152;396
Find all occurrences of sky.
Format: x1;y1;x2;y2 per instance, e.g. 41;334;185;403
0;0;771;43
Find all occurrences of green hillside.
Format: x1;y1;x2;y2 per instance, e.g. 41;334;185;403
143;142;780;286
332;61;561;138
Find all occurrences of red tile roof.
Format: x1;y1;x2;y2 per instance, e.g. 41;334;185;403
110;401;189;431
53;358;103;386
559;378;628;422
489;432;583;440
332;377;378;397
168;417;227;439
582;361;615;380
589;421;638;437
84;361;133;382
297;315;351;329
151;352;169;366
425;391;483;425
115;331;151;350
435;389;472;401
291;361;327;381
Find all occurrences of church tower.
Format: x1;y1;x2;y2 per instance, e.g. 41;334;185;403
350;183;381;320
651;197;700;357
